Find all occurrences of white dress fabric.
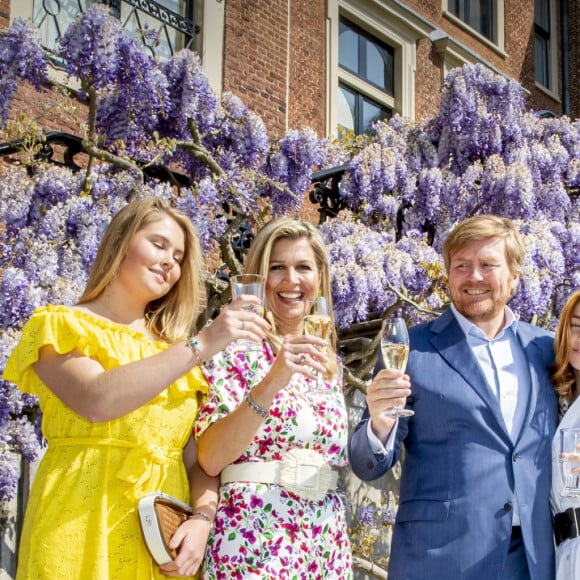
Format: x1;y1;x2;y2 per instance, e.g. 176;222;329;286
551;396;580;579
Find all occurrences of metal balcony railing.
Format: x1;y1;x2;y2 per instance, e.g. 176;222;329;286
33;0;200;61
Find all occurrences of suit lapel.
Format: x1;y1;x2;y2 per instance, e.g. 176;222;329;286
511;324;541;444
429;309;510;437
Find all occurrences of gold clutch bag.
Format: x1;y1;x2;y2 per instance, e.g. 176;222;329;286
138;492;193;565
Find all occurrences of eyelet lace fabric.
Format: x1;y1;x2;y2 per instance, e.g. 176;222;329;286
3;305;206;579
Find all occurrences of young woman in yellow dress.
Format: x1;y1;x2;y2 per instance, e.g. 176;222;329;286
3;197;269;579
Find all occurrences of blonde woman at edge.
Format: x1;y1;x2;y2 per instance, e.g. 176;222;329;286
3;197;269;579
551;290;580;579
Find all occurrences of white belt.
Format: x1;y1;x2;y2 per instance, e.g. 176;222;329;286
221;448;338;502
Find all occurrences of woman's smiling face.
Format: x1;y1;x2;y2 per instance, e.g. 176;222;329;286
265;237;321;336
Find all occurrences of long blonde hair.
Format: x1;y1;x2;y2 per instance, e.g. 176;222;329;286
78;197;204;342
553;290;580;401
244;217;339;378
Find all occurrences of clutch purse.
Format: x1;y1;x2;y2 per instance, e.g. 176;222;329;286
138;492;193;565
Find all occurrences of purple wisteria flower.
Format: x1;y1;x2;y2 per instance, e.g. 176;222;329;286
0;18;48;127
264;128;323;215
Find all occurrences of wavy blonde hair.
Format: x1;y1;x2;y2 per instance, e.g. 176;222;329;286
552;290;580;401
243;216;339;378
78;197;203;343
443;215;526;276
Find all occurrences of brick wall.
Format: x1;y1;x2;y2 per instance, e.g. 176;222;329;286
0;0;9;28
222;0;291;139
415;37;443;121
287;0;326;137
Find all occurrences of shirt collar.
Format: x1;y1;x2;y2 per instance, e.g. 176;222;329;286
450;303;519;340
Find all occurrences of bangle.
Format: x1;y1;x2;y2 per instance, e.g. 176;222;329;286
189;510;213;527
246;391;269;419
185;335;203;365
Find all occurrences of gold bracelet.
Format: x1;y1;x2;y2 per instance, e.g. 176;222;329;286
185;335;203;365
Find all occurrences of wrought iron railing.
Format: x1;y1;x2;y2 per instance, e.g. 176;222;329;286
33;0;200;60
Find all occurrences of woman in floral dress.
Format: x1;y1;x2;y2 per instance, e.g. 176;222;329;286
195;217;353;579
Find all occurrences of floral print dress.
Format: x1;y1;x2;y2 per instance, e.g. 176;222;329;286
194;341;353;579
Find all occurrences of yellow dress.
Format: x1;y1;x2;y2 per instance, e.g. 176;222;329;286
3;305;207;580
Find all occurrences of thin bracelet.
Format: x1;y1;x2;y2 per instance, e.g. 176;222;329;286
185;335;203;366
189;510;213;527
246;391;269;419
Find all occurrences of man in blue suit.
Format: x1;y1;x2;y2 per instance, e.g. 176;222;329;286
349;215;557;580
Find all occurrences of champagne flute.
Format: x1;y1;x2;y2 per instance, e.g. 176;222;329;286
230;274;265;352
303;296;332;391
380;317;414;417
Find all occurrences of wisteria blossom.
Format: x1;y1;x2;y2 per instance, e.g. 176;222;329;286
0;9;578;503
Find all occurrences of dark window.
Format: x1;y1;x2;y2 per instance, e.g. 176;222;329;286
338;18;394;135
534;0;551;88
448;0;495;42
338;83;391;136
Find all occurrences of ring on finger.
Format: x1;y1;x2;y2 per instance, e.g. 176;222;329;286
241;320;246;331
299;354;306;365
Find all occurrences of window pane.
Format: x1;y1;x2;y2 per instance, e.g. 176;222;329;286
448;0;494;41
33;0;92;56
362;97;390;134
535;35;549;87
339;20;359;75
535;0;550;29
365;41;394;95
447;0;462;17
340;18;394;94
338;85;356;134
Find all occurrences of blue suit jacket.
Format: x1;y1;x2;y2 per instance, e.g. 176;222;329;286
349;308;557;580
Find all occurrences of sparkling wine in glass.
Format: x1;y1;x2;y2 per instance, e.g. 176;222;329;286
380;317;414;417
303;296;332;391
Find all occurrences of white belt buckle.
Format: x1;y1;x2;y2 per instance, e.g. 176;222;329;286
279;448;334;501
296;464;320;489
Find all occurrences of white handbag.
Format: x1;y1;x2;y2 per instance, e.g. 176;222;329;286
138;492;193;565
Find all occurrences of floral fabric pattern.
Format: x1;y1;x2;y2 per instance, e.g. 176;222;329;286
195;341;353;579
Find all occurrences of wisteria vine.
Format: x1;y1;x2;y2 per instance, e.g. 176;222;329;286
0;7;578;501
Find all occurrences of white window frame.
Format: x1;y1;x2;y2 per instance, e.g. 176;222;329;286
442;0;505;55
327;0;419;138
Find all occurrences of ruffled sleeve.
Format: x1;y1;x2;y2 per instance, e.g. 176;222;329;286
3;305;208;401
3;305;110;396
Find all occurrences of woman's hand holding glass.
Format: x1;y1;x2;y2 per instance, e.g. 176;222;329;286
265;334;329;392
196;295;270;359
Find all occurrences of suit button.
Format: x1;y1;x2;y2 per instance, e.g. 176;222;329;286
512;453;519;461
366;461;374;469
504;502;512;512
